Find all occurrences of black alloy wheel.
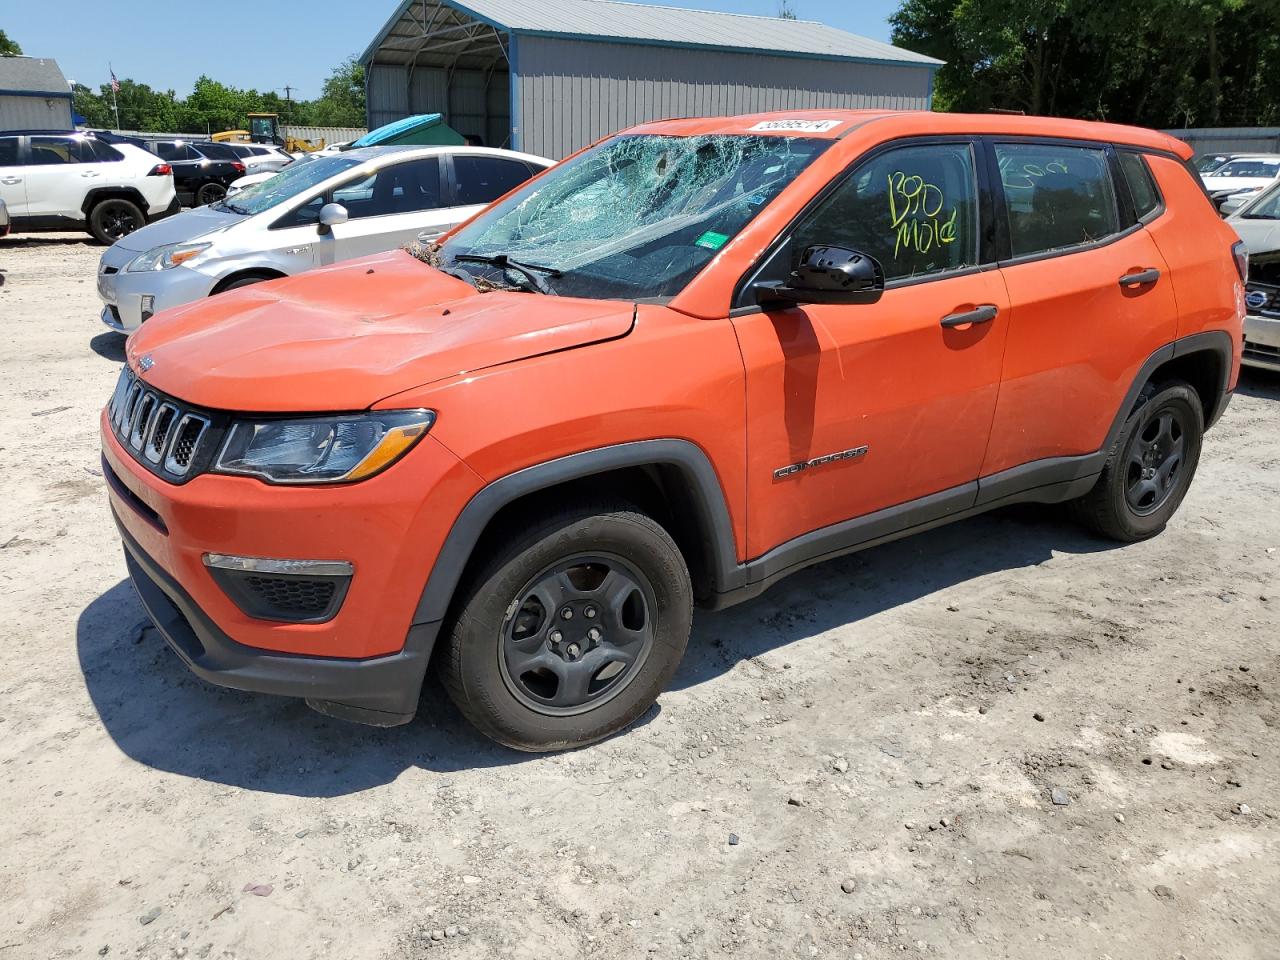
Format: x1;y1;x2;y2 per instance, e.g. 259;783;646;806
89;198;144;245
1123;408;1186;516
196;182;227;206
500;553;657;716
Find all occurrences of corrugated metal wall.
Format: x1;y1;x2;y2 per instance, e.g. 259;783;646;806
0;94;73;131
512;36;932;158
1165;127;1280;156
367;62;511;149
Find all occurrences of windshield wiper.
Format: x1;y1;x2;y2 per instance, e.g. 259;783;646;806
454;253;561;295
214;199;251;215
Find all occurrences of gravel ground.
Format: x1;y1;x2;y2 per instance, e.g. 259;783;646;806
1;234;1278;960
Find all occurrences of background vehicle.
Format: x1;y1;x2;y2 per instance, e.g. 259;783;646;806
104;111;1243;752
96;144;552;331
0;130;177;243
1201;155;1280;209
223;143;292;173
1195;152;1246;174
144;140;246;206
1228;180;1280;371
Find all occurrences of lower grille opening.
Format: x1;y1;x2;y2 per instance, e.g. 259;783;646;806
207;567;352;624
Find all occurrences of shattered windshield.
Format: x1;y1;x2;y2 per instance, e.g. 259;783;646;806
214;155;362;216
438;134;830;299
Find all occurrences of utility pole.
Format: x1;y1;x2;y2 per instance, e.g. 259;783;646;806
282;84;295;123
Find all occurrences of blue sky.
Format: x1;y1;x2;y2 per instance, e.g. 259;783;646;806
5;0;901;100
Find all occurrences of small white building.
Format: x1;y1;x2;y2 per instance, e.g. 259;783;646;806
0;57;74;130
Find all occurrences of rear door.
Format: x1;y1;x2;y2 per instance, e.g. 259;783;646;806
982;139;1179;477
23;135;107;217
0;135;25;215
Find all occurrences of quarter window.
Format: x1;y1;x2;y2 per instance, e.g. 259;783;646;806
792;142;980;282
453;156;535;206
996;143;1120;257
1118;152;1160;220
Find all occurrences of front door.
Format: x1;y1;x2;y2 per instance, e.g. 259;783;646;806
982;141;1180;475
733;139;1011;558
320;156;452;264
0;135;26;215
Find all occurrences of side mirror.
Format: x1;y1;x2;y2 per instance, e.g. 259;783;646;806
317;202;348;234
754;245;885;307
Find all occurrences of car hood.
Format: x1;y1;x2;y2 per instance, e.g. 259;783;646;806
126;250;636;412
1230;217;1280;256
112;204;246;253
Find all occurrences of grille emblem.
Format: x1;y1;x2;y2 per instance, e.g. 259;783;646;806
1246;290;1268;311
138;354;155;372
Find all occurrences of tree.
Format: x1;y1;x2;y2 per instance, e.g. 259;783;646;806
777;1;798;19
0;28;21;56
309;57;365;127
890;0;1280;127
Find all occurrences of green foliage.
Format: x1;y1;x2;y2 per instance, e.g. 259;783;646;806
70;58;366;134
0;28;21;56
891;0;1280;126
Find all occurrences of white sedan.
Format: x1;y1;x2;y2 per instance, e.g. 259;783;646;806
96;144;553;332
1201;155;1280;209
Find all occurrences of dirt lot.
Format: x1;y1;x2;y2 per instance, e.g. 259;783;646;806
1;233;1277;960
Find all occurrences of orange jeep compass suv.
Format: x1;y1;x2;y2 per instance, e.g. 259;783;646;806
102;111;1246;751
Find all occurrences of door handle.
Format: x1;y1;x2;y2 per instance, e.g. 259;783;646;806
0;177;20;184
417;230;444;243
81;170;101;178
940;304;999;328
1119;268;1160;287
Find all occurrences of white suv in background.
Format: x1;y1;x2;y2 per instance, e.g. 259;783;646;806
96;144;552;332
0;131;178;244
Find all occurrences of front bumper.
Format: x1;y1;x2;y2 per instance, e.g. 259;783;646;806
1243;313;1280;371
97;259;214;333
118;512;438;724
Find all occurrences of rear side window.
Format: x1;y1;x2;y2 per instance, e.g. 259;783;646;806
1118;152;1161;220
996;143;1120;257
453;156;534;206
0;137;18;166
152;142;191;162
792;141;980;282
193;142;239;161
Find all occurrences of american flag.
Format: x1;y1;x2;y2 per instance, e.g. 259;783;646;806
110;67;119;93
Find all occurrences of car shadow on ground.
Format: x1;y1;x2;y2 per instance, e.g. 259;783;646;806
90;332;127;362
0;235;95;250
1237;368;1280;400
78;504;1113;797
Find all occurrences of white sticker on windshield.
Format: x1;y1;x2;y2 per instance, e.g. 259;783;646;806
748;119;844;133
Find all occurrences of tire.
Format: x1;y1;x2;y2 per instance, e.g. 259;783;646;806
88;198;145;245
195;182;226;206
216;275;270;295
441;500;693;752
1069;380;1204;542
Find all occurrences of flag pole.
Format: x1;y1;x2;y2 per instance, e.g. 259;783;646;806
109;63;120;130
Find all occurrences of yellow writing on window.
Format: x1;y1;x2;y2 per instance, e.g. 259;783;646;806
888;171;958;257
998;157;1070;189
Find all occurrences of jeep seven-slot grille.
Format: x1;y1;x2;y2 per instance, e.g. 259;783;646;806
107;366;219;483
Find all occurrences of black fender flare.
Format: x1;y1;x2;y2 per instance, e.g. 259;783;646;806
411;439;743;626
81;187;150;216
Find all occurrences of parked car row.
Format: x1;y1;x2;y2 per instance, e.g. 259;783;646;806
1227;178;1280;372
1197;152;1280;213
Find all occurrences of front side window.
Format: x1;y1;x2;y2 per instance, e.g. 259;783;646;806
1215;159;1280;179
996;143;1120;258
440;133;830;300
333;157;442;219
453;156;536;206
1118;152;1161;220
791;142;979;282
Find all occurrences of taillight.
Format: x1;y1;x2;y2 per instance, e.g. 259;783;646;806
232;161;245;173
147;163;172;177
1232;240;1249;283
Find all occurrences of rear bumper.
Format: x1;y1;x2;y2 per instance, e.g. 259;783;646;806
149;195;181;222
117;511;438;725
1243;313;1280;371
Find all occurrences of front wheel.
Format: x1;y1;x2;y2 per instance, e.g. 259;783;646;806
441;501;693;752
1070;381;1204;541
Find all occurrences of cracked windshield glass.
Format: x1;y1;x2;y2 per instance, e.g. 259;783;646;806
438;134;831;299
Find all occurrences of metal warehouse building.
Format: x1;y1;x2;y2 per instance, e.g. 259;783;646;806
360;0;941;158
0;57;73;131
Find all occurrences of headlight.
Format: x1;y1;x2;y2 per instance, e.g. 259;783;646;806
213;410;435;484
126;241;212;272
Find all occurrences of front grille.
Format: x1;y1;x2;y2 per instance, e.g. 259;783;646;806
106;366;222;484
1245;281;1280;318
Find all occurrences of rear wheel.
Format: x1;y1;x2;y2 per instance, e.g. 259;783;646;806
441;501;693;752
1070;381;1203;541
195;182;227;206
88;198;144;245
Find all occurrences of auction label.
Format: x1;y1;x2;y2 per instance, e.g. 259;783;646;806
748;119;844;133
